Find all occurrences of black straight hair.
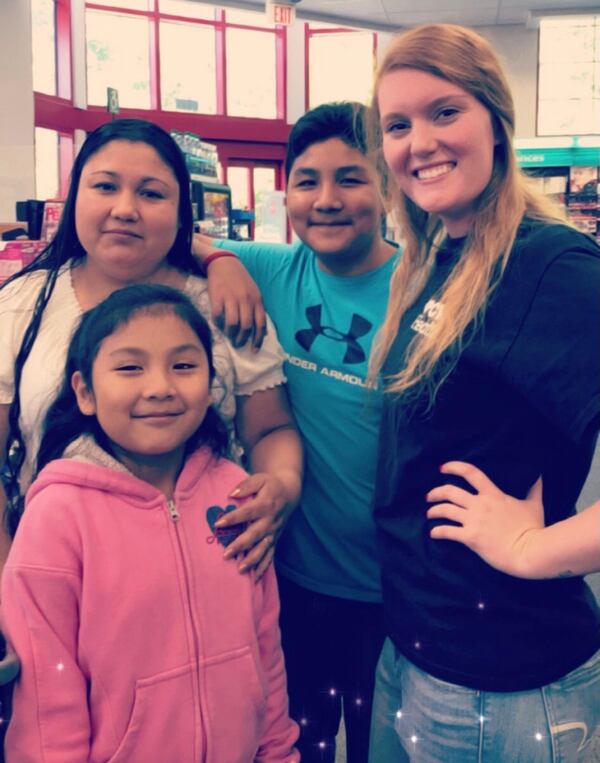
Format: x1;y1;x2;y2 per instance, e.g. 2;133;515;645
9;284;228;535
285;102;368;181
2;119;202;527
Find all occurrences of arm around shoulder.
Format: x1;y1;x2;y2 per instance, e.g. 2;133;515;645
192;233;267;347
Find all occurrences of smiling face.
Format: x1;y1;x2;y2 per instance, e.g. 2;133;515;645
286;138;386;276
73;310;211;475
75;140;180;285
378;68;497;237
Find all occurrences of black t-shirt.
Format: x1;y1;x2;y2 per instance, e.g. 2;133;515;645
375;219;600;691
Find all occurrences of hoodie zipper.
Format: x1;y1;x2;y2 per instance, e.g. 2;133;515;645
167;499;180;521
166;497;206;761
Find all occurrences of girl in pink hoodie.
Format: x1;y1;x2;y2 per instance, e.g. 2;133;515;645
1;283;299;763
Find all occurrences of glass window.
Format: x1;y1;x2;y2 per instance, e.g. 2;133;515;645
160;21;217;113
308;31;374;108
539;17;595;63
35;128;59;200
32;0;56;95
90;0;151;9
253;167;276;211
538;15;600;136
227;166;250;209
159;1;215;20
538;99;599;136
86;10;151;108
226;28;277;118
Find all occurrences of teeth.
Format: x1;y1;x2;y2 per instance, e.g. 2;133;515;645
417;163;454;180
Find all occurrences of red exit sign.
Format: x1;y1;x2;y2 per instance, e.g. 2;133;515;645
268;2;296;25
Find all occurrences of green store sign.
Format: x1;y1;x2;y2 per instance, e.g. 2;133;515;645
515;138;600;167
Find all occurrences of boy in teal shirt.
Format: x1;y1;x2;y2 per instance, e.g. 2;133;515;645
196;103;400;763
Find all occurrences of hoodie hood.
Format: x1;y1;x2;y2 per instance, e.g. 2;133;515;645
64;434;131;474
26;435;219;510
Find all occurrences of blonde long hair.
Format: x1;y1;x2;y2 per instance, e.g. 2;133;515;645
370;24;566;396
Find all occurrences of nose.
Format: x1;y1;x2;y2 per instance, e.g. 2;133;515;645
144;367;175;399
409;120;438;157
314;181;343;212
111;190;139;222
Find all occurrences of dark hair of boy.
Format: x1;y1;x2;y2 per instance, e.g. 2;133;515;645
284;102;368;181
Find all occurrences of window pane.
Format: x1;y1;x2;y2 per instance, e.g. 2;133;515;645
253;167;276;211
537;98;597;136
35;128;59;200
227;167;250;209
160;21;217;113
225;8;275;29
89;0;151;10
537;15;599;136
539;62;595;101
32;0;56;95
226;29;277;118
539;18;595;64
86;10;151;108
309;32;374;108
159;1;215;20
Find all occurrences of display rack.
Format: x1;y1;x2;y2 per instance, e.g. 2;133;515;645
515;137;600;244
170;130;219;181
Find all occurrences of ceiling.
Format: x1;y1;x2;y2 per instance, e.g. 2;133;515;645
213;0;599;31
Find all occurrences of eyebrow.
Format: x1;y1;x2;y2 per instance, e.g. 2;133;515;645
292;165;368;176
381;93;472;120
109;344;204;357
87;170;171;187
429;94;471;108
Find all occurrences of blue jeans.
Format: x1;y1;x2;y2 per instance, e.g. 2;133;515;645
369;638;600;763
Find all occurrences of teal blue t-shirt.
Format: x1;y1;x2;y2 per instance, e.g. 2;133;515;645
214;239;398;601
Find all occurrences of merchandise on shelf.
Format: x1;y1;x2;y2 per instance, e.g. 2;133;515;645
516;137;600;244
0;240;47;284
170;130;219;181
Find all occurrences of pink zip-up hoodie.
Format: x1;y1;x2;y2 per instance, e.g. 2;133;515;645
1;437;299;763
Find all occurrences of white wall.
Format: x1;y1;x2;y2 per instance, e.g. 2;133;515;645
376;25;539;139
0;0;35;222
480;25;538;139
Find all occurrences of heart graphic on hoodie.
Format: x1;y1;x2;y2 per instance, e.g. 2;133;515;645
206;504;248;547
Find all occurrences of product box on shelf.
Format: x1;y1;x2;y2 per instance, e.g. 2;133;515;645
40;201;64;242
0;240;47;284
566;166;599;242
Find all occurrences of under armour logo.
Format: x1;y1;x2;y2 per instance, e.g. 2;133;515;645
295;305;372;364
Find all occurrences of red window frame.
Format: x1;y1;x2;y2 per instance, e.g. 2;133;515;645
34;0;290;200
304;22;377;111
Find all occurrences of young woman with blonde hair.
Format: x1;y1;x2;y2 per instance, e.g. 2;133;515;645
368;23;600;763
